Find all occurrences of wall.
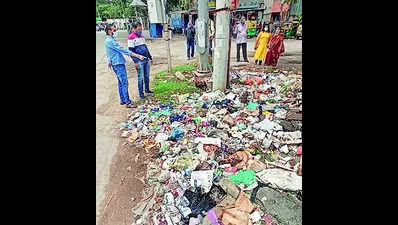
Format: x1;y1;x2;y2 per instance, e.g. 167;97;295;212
147;0;166;23
263;0;273;23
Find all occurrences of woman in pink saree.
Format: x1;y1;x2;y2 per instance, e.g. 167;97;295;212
265;27;285;67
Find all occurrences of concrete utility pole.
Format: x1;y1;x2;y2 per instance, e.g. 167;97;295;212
160;0;172;73
164;17;172;73
212;0;231;91
197;0;209;72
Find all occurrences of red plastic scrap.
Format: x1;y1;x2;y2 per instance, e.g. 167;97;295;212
245;77;262;85
296;146;302;155
203;144;218;152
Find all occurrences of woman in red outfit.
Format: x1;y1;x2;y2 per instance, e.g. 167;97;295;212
265;26;285;67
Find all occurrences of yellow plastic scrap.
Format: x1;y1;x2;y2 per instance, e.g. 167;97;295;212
244;148;255;154
144;138;157;152
263;111;271;116
183;138;188;145
178;93;190;103
128;131;140;143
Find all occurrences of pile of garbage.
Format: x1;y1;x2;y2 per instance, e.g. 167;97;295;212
120;71;302;225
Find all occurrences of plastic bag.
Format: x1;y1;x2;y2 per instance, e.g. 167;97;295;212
169;127;184;141
229;170;256;186
184;187;217;217
190;170;214;193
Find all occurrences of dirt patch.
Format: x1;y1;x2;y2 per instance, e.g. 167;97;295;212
97;140;155;225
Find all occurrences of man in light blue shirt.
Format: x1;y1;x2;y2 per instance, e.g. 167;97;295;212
105;23;146;108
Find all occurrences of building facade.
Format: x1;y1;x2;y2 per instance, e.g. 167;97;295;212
263;0;273;23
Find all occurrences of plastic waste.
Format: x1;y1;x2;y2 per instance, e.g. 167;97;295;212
206;209;221;225
229;170;256;186
203;144;218;153
170;112;186;123
169;127;184;141
117;70;302;222
280;145;289;154
155;133;169;143
256;168;302;191
121;130;130;138
189;217;201;225
253;118;283;132
235;191;254;213
250;211;262;223
194;137;221;147
221;207;250;225
224;166;238;173
220;151;250;169
184;187;217;217
217;178;241;199
237;123;247;131
296;145;302;155
247;102;258;110
172;155;194;170
190;170;214;193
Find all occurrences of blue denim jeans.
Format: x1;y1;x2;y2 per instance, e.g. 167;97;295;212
112;64;131;104
136;59;150;98
187;40;194;58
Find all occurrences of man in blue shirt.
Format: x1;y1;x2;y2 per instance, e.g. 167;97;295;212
105;24;146;108
128;22;154;99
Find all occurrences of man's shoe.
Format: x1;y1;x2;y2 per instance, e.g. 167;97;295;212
125;103;137;108
120;102;126;105
187;57;190;60
145;90;154;96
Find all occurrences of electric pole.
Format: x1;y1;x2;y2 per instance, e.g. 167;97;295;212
197;0;209;72
212;0;230;91
161;0;172;73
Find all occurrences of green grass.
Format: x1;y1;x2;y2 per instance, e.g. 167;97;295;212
152;63;199;102
172;63;196;73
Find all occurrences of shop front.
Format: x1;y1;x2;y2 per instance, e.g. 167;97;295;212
231;0;265;38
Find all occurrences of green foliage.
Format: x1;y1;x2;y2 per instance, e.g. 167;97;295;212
172;63;196;73
297;13;302;21
96;0;142;19
153;80;198;99
283;0;298;5
152;63;198;102
97;0;182;19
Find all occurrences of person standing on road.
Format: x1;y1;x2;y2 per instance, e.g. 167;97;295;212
254;24;271;65
185;21;195;60
265;26;285;67
105;24;146;108
234;17;249;62
128;22;154;100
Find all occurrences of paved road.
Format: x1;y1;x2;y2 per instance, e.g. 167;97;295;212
96;31;135;223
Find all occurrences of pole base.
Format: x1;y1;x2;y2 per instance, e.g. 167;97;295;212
193;70;212;91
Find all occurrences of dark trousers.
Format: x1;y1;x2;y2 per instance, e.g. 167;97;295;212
237;43;248;61
187;40;195;58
